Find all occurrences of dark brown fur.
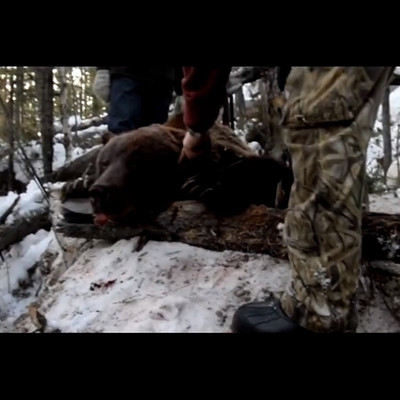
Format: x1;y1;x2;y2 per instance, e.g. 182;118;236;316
89;114;293;222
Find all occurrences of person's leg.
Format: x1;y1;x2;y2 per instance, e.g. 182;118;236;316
108;76;143;134
141;83;173;126
231;67;394;333
280;67;393;332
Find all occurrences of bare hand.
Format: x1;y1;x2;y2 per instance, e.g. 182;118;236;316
178;130;212;163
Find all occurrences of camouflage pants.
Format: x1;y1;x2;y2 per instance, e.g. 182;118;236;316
280;67;394;332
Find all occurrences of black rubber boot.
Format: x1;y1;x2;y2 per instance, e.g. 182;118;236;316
231;300;312;333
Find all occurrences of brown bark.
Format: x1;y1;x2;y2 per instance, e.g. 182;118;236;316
54;201;400;263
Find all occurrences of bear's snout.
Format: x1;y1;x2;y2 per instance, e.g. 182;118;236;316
89;184;123;216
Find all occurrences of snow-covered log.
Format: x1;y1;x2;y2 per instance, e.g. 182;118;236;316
55;201;400;263
53;116;107;135
0;195;20;224
50;146;100;183
0;208;51;251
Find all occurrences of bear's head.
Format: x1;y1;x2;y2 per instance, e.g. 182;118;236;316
89;124;185;226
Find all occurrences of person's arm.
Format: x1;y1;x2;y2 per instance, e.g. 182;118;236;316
182;67;231;134
180;67;231;161
93;67;111;103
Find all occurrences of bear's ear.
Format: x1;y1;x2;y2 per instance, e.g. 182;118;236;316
101;131;115;145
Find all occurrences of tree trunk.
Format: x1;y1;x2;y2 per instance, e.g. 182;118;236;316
7;68;15;192
59;67;73;161
15;67;23;129
83;67;88;117
242;68;287;162
234;86;246;130
55;201;400;263
79;70;84;118
222;95;230;126
92;94;103;117
382;86;392;182
35;67;54;181
260;68;287;161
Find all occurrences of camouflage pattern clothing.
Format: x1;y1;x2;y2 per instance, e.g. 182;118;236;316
280;67;395;332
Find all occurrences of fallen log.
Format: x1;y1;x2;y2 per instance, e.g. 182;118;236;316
54;116;107;136
55;201;400;263
366;261;400;324
0;207;51;251
50;146;101;183
0;195;20;224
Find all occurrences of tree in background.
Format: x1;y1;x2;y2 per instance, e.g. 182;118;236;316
34;67;54;180
382;86;392;183
58;67;73;161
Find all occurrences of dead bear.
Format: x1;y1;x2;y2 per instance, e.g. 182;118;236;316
89;113;293;226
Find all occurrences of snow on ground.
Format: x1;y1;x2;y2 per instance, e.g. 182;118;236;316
0;117;106;184
9;231;400;333
243;82;259;101
8;141;67;184
9;139;100;184
0;191;19;217
377;85;400;125
370;86;400;183
0;230;54;331
366;142;384;176
1;239;400;335
1;180;47;225
0;185;397;333
76;124;108;139
53;116;83;132
25;240;290;333
369;189;400;213
68;115;82;127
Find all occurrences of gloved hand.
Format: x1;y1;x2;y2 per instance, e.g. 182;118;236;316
92;69;110;103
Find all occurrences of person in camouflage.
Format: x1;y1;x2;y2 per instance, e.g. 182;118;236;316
180;66;394;333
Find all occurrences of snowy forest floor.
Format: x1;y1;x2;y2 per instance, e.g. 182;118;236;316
0;190;398;333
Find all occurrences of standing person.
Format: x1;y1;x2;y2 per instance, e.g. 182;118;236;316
92;67;182;134
61;67;182;223
180;66;394;333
